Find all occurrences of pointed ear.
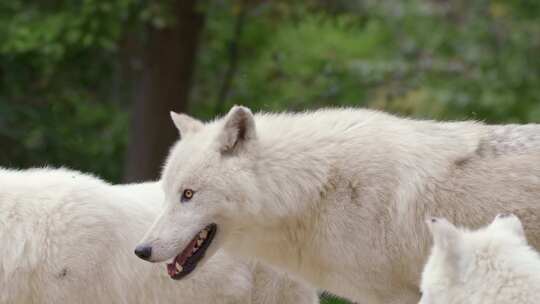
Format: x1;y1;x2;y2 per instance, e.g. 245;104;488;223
216;106;257;154
493;213;526;241
426;217;460;252
170;112;203;137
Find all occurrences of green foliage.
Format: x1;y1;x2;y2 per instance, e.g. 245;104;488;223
320;293;352;304
240;15;391;110
0;0;140;181
0;99;128;181
0;0;131;55
193;0;540;124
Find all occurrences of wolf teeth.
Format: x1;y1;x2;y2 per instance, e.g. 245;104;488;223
196;239;203;247
199;230;208;239
175;263;183;272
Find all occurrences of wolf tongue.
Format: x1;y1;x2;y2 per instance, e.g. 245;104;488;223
166;263;176;276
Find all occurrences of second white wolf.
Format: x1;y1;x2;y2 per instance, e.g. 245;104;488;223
420;214;540;304
0;167;318;304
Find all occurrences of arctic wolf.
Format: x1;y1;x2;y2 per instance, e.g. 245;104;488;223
136;106;540;303
0;167;318;304
420;214;540;304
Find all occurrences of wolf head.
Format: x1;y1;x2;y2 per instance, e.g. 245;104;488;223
135;106;262;280
419;214;527;304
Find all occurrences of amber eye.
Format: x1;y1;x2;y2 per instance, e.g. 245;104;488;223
181;189;194;203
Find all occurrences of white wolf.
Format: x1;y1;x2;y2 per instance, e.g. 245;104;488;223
0;167;318;304
136;106;540;303
420;214;540;304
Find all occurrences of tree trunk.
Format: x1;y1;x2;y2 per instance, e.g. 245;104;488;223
123;0;204;182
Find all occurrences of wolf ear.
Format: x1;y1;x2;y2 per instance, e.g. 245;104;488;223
170;112;203;137
426;217;460;253
216;105;257;154
493;213;526;241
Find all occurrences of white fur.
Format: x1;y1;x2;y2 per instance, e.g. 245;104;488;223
0;167;318;304
420;214;540;304
139;106;540;303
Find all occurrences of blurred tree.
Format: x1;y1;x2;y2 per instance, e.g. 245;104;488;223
123;0;205;182
0;0;135;181
190;0;540;124
214;0;246;115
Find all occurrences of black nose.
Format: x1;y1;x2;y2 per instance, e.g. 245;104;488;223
134;245;152;260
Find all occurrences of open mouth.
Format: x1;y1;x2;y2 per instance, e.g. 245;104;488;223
166;223;217;280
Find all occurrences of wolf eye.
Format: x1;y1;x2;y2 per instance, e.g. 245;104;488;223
181;189;194;203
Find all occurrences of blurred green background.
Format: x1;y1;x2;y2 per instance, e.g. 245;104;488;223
1;1;539;302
